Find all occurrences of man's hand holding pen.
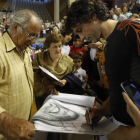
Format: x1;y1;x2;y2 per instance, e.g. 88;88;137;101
85;107;104;129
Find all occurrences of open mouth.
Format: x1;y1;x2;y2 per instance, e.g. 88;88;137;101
56;51;61;54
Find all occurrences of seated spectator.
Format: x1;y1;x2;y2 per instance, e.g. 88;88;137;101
115;8;127;21
33;33;85;109
45;19;50;29
50;21;54;28
56;20;61;29
72;53;88;89
110;9;117;20
51;25;60;34
69;34;86;59
61;30;73;55
60;18;65;32
123;7;132;18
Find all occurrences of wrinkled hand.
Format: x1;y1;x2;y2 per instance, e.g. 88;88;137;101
43;78;58;95
45;84;59;95
85;108;103;126
0;112;36;140
58;79;67;87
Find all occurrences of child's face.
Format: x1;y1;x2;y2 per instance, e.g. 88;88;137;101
73;39;83;48
73;59;82;69
63;34;72;44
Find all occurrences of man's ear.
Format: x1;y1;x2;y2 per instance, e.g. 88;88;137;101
12;23;18;34
92;14;97;21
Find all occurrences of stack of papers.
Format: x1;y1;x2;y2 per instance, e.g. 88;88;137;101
31;93;117;135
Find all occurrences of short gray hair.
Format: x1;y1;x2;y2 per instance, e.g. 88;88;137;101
8;9;41;32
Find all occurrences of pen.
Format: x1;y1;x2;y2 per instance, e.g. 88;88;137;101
87;107;93;130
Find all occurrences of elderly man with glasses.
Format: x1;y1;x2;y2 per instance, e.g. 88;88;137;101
0;10;41;140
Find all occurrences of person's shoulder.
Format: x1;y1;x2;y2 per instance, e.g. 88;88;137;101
78;67;86;74
70;45;74;49
61;53;73;61
0;36;6;52
34;50;47;59
81;68;86;73
121;14;127;19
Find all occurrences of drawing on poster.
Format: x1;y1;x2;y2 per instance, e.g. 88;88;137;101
32;99;81;130
31;98;118;135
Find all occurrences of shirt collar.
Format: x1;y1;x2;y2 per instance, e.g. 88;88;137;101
3;32;16;52
76;67;82;72
3;32;30;53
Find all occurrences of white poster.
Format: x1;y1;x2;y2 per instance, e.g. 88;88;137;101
31;98;117;135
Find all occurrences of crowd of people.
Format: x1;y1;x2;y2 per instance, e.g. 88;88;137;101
0;0;140;140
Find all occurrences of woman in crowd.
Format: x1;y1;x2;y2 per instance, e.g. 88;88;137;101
51;25;60;34
32;33;85;110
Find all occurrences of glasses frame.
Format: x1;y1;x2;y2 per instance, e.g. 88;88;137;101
17;23;39;40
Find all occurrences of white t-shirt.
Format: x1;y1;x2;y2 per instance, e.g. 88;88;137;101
61;45;70;56
74;67;86;83
42;24;44;29
117;14;127;21
56;22;61;29
43;30;46;34
45;23;50;28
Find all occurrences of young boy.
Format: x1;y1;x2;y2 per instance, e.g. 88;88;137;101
72;53;88;89
70;34;86;59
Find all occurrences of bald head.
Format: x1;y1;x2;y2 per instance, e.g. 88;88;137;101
115;8;122;16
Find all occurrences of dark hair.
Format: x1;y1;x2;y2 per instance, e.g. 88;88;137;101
44;33;63;49
61;29;73;37
65;0;111;30
73;34;80;41
35;45;40;50
72;53;83;61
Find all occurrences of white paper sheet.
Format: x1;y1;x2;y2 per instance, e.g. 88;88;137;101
39;65;59;81
49;93;95;108
31;99;117;135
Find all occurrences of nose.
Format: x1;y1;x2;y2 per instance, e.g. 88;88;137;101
57;46;61;51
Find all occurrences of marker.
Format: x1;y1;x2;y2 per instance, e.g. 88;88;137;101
87;107;93;130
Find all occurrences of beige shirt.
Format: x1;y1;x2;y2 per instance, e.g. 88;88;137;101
0;32;33;140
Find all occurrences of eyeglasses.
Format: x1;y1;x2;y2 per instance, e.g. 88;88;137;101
17;23;39;40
